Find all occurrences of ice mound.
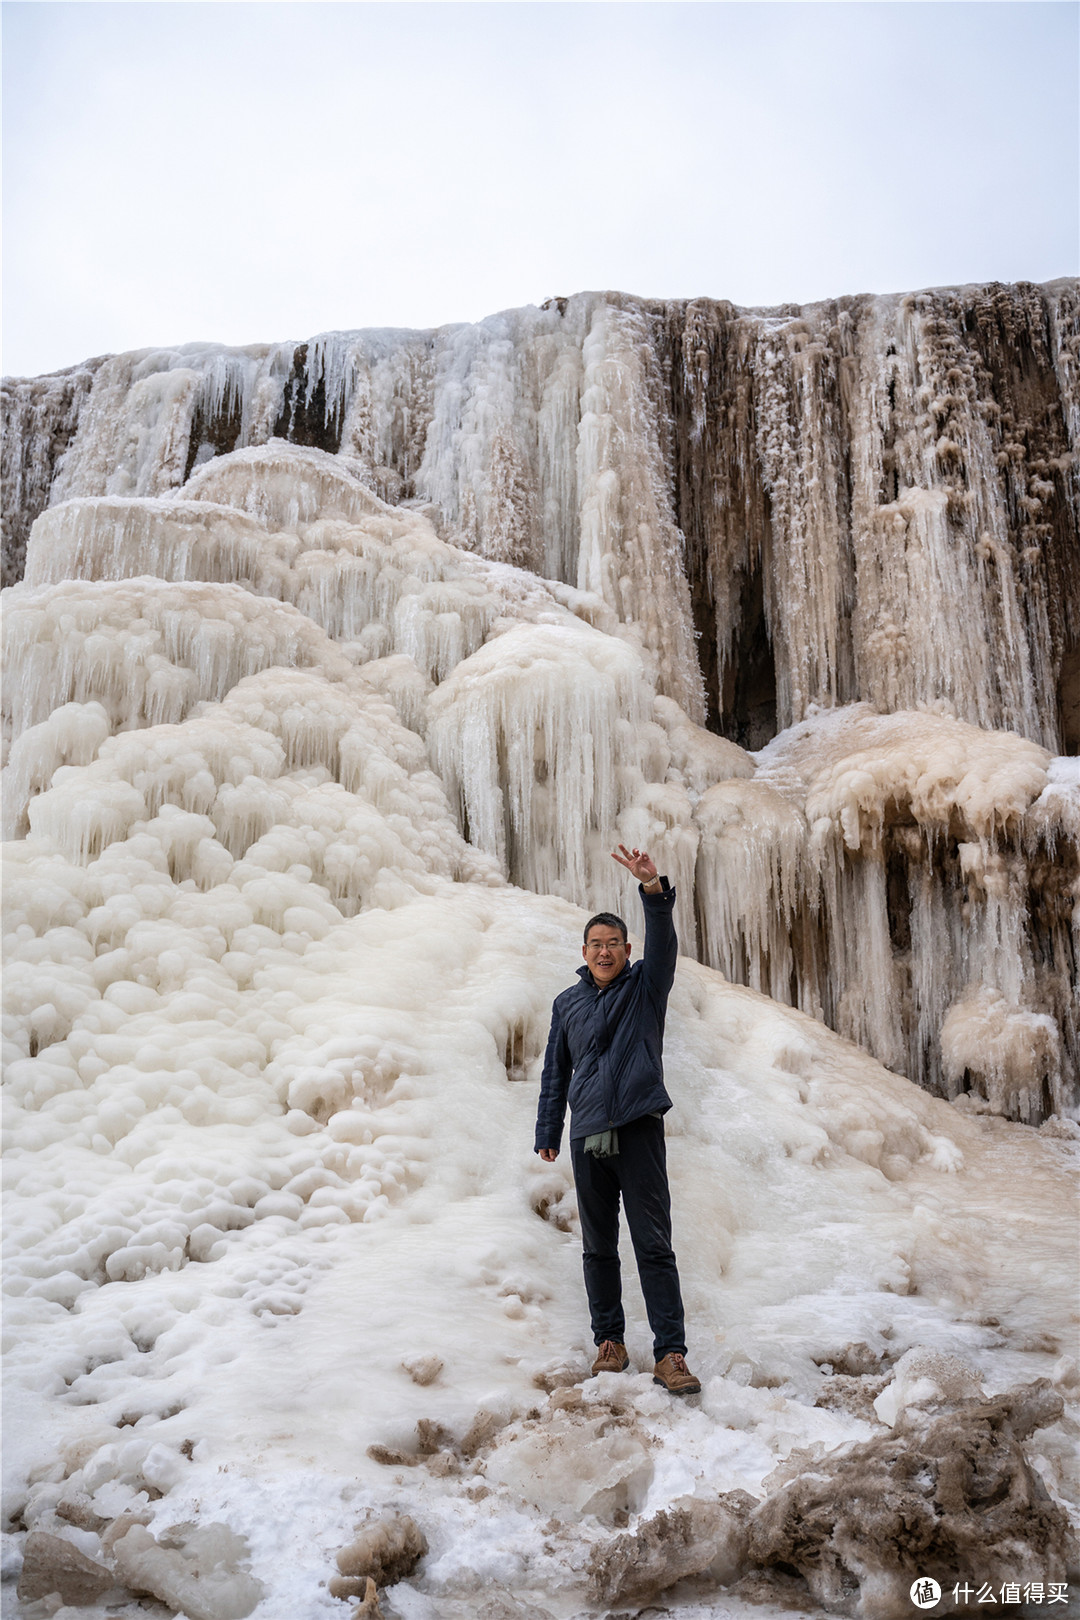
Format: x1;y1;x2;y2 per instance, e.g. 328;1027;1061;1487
872;1347;985;1428
941;988;1064;1121
484;1404;653;1521
12;1511;263;1618
183;441;398;531
2;574;355;746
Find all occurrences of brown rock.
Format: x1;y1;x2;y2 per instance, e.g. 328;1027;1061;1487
55;1494;110;1532
401;1355;443;1386
365;1443;418;1467
459;1407;503;1458
331;1572;371;1600
414;1418;454;1456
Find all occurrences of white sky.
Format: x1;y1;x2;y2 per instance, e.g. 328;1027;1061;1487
3;0;1077;378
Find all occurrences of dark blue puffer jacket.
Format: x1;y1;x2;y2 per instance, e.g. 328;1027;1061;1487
534;882;677;1153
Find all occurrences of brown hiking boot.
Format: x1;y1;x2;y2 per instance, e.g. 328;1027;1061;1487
653;1352;701;1394
591;1340;630;1375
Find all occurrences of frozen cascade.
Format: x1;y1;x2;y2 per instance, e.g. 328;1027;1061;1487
5;430;1078;1119
18;448;616;688
8;281;1076;748
742;707;1076;1120
426;620;691;917
0;356;105;588
2;283;1078;1620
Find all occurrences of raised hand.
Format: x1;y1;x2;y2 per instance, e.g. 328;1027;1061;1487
611;844;658;885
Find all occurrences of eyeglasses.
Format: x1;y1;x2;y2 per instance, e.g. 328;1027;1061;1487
585;939;627;953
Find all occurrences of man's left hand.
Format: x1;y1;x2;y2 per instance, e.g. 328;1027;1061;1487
611;844;658;885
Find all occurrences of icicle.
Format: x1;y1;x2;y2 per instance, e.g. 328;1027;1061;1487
694;779;812;1006
427;621;652;905
750;310;854;726
575;300;706;722
2;578;355;745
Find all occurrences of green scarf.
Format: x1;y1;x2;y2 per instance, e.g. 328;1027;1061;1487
583;1129;619;1158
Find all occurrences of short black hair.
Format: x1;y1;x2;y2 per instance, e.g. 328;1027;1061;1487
583;912;628;945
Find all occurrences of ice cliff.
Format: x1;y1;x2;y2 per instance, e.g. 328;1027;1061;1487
4;281;1078;1121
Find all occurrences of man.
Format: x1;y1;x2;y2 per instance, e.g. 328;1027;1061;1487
534;844;700;1395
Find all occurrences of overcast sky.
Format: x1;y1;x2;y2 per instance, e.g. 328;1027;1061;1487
3;0;1077;378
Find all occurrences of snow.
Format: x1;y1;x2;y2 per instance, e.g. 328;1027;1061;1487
3;297;1078;1616
4;885;1077;1607
3;850;1076;1612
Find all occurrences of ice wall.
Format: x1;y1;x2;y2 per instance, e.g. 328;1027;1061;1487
3;285;1078;1124
4;442;1078;1119
6;282;1077;748
0;357;105;588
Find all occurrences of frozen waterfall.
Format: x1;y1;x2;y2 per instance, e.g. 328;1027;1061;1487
2;282;1077;1620
4;281;1077;1121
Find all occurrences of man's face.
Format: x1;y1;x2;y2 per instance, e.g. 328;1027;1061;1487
583;926;631;986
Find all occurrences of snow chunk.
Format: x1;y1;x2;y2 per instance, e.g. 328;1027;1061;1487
484;1408;653;1521
112;1520;264;1620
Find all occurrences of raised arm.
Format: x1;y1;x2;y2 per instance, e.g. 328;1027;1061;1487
611;844;676;999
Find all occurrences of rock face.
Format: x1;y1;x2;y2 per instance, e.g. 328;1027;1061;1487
2;283;1077;1118
0;357;104;590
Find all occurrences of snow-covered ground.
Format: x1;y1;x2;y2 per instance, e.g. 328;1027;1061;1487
4;864;1077;1616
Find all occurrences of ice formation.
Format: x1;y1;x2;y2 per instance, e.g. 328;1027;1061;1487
2;283;1078;1618
4;282;1077;1119
745;1380;1075;1618
6;284;1078;743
